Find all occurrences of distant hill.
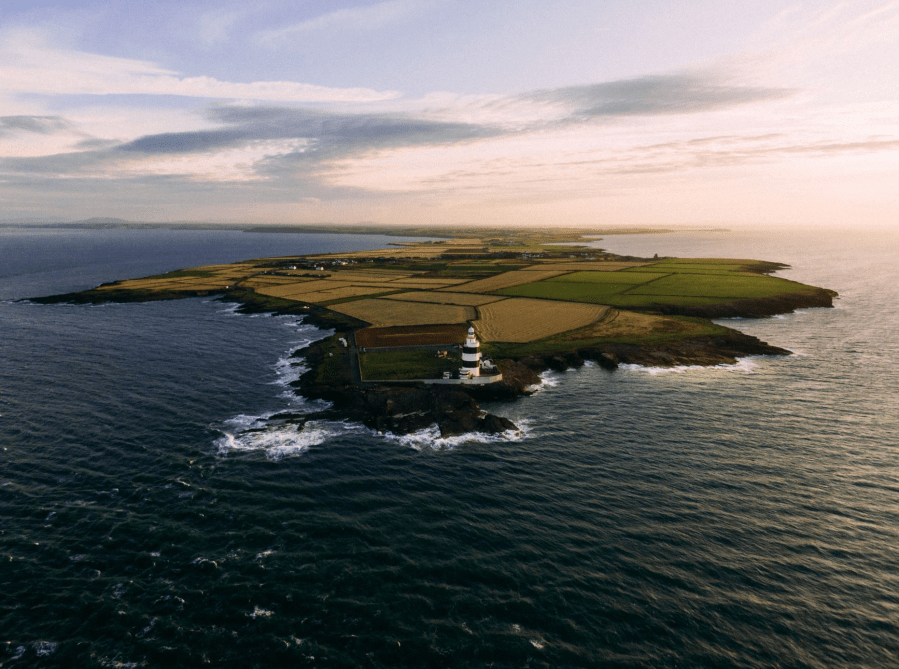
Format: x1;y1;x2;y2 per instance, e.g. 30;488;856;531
69;217;136;226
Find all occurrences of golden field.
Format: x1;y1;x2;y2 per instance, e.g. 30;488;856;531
329;299;476;327
473;298;608;343
448;269;572;293
383;291;506;306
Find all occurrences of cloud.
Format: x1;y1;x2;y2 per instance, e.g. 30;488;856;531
0;115;72;136
115;105;500;159
0;30;399;103
519;73;792;119
256;0;430;43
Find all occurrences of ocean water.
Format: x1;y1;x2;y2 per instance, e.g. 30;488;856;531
1;225;897;668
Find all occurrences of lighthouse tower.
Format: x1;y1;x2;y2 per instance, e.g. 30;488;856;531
461;326;481;377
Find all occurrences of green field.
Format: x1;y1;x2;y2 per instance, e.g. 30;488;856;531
359;349;461;380
626;273;813;298
481;316;730;358
546;271;670;284
600;294;735;309
629;265;748;275
495;281;636;303
493;262;812;310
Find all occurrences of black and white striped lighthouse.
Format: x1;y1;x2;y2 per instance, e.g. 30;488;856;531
461;326;481;377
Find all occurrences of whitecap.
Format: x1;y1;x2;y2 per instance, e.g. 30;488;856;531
215;420;366;460
250;606;273;618
216;303;241;316
34;641;57;656
384;420;529;451
619;358;760;375
525;369;561;393
191;557;218;568
272;355;308;386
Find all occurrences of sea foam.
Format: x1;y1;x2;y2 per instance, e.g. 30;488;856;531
619;358;760;375
215;420;367;460
384;420;529;451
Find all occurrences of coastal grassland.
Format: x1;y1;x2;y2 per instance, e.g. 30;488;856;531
144;268;218;279
377;278;469;288
324;270;415;281
242;276;311;286
382;291;506;306
474;298;608;343
99;275;237;292
328;299;476;327
481;310;730;358
495;281;636;303
530;261;650;271
546;271;670;284
449;269;573;293
494;263;819;311
356;324;468;348
277;285;391;303
255;280;353;299
314;334;354;385
626;273;818;298
359;349;461;381
317;290;409;306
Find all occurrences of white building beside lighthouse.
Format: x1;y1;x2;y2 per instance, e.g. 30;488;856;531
461;326;481;377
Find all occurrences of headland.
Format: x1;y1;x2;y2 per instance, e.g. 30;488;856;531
29;227;837;438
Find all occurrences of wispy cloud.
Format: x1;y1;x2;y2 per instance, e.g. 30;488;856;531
0;30;399;103
519;73;792;120
116;105;500;160
0;115;72;137
0;68;806;186
256;0;430;44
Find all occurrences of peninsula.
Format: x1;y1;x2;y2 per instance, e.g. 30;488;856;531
31;227;837;437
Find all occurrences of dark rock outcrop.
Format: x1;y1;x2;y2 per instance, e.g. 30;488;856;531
298;383;517;438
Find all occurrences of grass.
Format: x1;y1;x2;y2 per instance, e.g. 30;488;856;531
626;273;815;298
495;281;636;303
318;289;408;306
315;335;353;385
493;264;816;310
475;299;607;343
355;324;468;347
359;349;461;380
481;315;730;358
146;269;218;279
546;271;669;284
601;295;733;308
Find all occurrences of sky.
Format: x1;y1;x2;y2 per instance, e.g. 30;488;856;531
1;0;898;228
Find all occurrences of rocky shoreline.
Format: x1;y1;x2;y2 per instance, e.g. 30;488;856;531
279;326;792;438
28;284;833;440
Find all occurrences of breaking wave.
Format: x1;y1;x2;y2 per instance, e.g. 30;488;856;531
214;419;368;460
384;419;530;451
619;357;760;375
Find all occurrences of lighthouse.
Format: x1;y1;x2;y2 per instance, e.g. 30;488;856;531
461;326;481;377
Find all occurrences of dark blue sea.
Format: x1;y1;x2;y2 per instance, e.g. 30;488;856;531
1;225;897;668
